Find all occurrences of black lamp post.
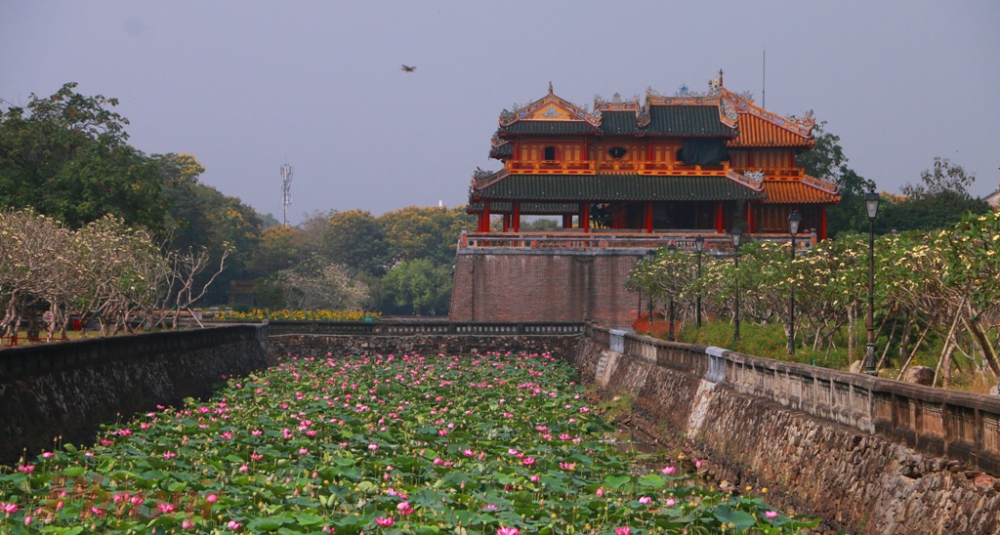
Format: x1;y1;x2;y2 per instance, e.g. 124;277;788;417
636;253;645;321
646;249;656;326
667;244;677;341
731;228;743;345
694;236;704;328
787;211;802;355
863;191;881;375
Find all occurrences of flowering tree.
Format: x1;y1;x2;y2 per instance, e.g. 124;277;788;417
627;210;1000;386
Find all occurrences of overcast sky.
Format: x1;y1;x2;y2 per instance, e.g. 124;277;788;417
2;1;998;224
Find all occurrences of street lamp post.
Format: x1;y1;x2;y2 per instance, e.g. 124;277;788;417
694;236;704;328
646;249;656;326
864;191;881;376
667;244;677;341
731;228;743;345
636;254;645;320
787;211;802;355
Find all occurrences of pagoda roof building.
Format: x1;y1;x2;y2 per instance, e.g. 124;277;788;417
469;77;840;248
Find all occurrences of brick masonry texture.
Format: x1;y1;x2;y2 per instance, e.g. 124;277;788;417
569;337;1000;534
0;326;273;465
449;249;644;326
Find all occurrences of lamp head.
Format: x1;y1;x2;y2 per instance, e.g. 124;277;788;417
864;191;881;220
788;210;802;235
667;244;677;255
646;249;656;261
731;228;743;248
694;236;704;252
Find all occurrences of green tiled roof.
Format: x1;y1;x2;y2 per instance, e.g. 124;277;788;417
599;111;642;135
498;121;601;135
472;174;764;202
468;202;579;214
646;106;735;137
489;143;513;159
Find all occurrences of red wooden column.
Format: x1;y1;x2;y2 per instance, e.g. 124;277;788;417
582;203;590;233
747;202;755;233
715;201;724;233
512;201;520;233
480;202;491;232
502;213;510;232
645;202;654;233
820;205;828;241
562;214;572;228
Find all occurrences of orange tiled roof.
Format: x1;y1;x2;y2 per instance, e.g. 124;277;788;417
761;181;840;204
728;113;814;148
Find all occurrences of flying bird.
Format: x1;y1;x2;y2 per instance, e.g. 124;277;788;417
401;65;416;72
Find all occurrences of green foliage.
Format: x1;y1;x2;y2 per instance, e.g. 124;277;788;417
380;206;474;265
381;259;452;315
0;83;165;229
323;210;394;277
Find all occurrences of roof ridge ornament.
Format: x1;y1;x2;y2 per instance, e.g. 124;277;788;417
549;81;553;95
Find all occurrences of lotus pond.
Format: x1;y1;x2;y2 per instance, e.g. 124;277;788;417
0;351;818;534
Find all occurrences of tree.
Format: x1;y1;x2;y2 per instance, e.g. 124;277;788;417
322;210;394;276
878;158;989;233
796;122;875;238
381;259;452;315
156;153;263;304
379;206;474;265
0;83;165;229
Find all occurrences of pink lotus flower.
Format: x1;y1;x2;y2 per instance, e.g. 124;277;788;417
24;516;32;526
368;444;379;451
376;517;395;527
206;494;219;504
666;498;676;506
42;452;53;459
696;460;702;468
497;527;520;535
227;520;242;530
765;510;779;519
483;504;498;511
182;520;194;529
559;462;576;471
662;466;676;475
596;487;605;497
299;448;309;455
90;506;105;516
638;496;652;505
521;457;536;466
17;464;34;473
397;501;414;515
1;502;18;514
239;464;249;473
157;503;175;513
252;429;263;436
530;475;540;482
463;449;475;457
220;432;233;440
615;528;630;535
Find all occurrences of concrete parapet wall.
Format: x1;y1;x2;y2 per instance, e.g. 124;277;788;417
0;325;272;465
449;249;643;327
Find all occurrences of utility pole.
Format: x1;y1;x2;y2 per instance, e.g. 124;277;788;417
281;164;293;227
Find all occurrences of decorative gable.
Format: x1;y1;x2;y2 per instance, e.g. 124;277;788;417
498;84;600;127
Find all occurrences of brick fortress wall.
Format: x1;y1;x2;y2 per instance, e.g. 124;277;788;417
449;249;643;326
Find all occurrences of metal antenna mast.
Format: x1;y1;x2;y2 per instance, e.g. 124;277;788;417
280;164;293;227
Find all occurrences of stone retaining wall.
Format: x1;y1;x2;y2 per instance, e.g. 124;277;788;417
0;325;272;465
575;330;1000;534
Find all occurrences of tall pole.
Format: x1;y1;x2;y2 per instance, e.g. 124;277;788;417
865;217;876;375
734;250;740;345
669;296;675;341
696;250;702;328
788;233;795;355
